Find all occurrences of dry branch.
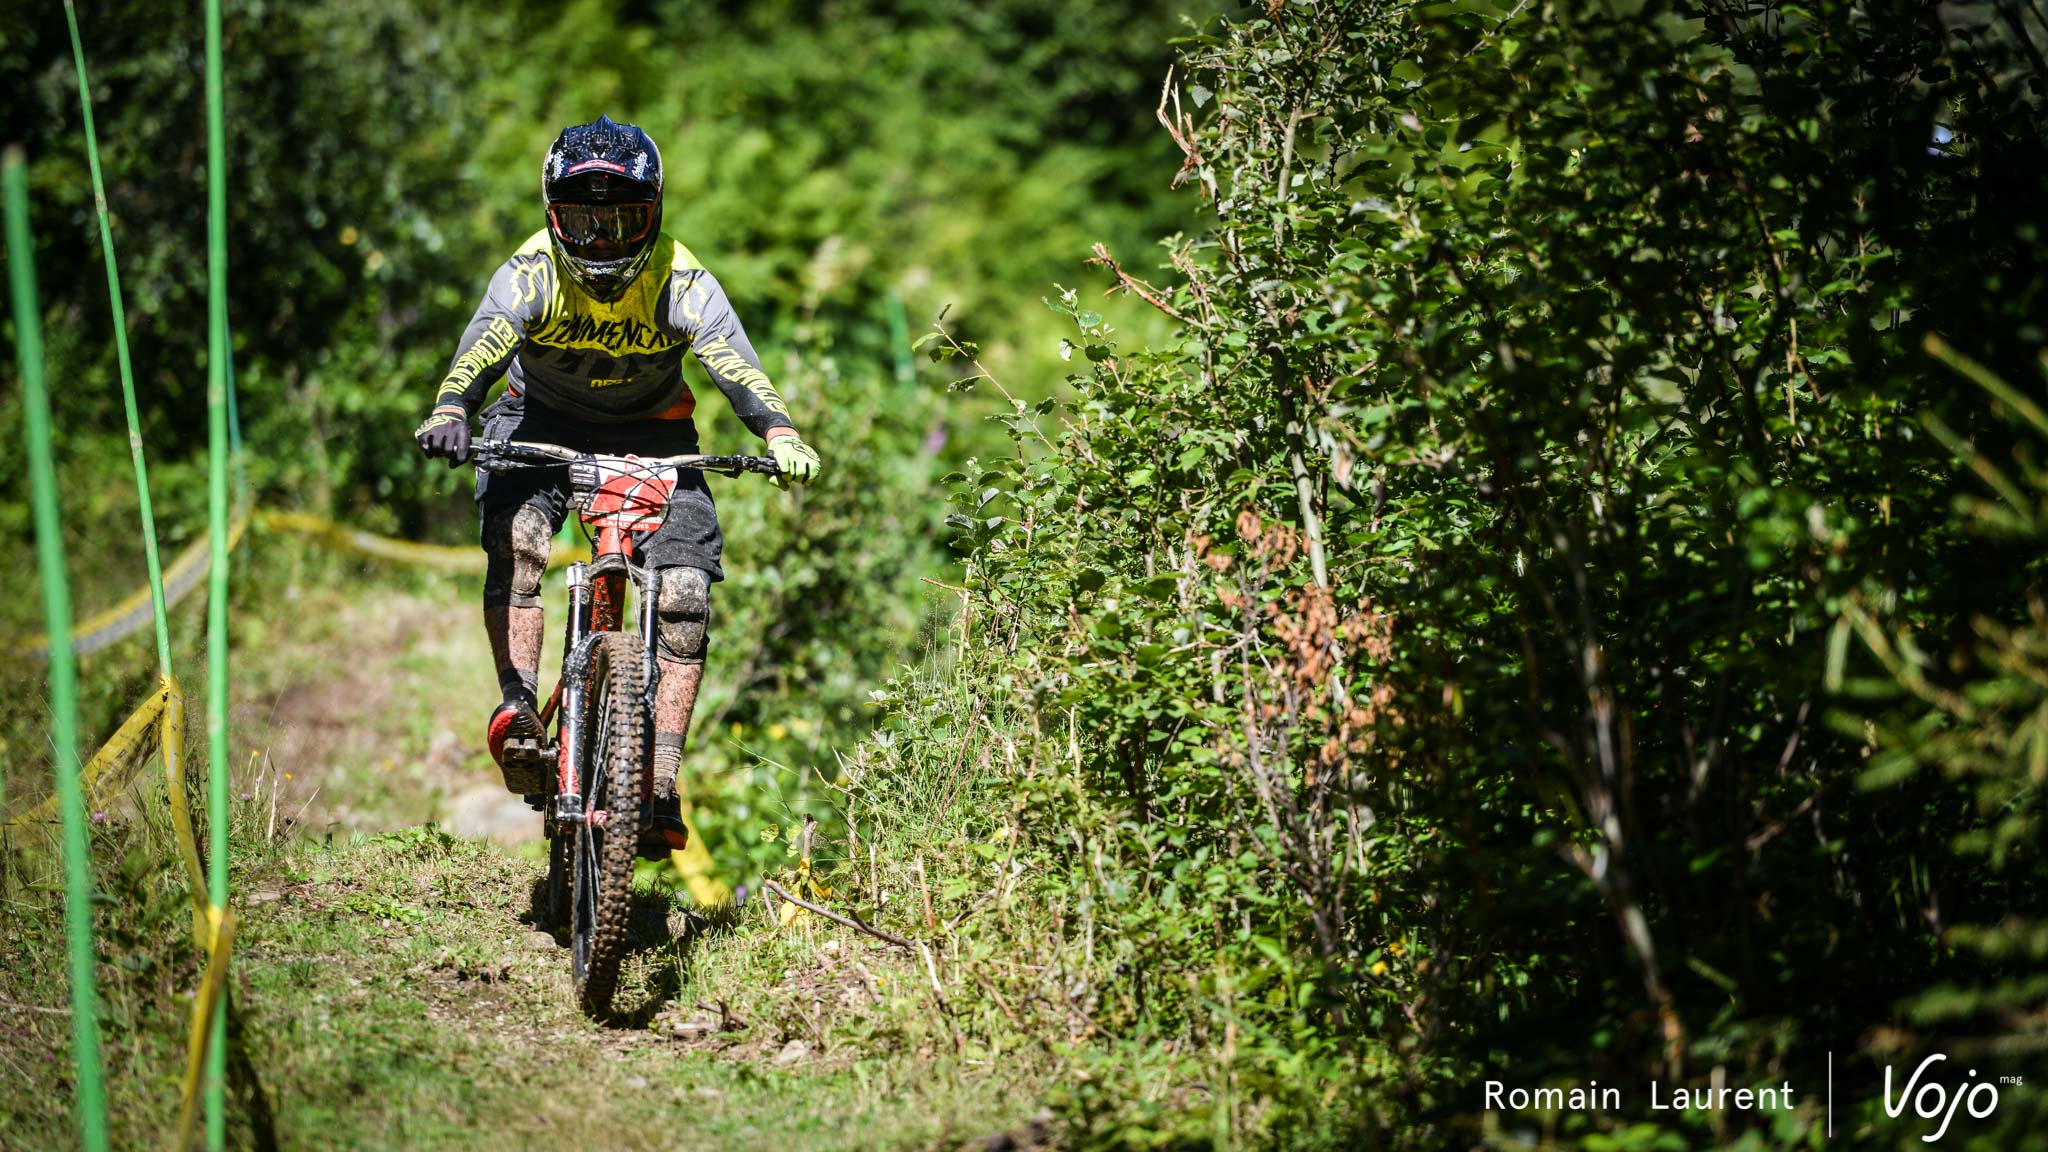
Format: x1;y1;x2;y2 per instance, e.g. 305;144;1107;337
1088;243;1202;328
761;880;915;950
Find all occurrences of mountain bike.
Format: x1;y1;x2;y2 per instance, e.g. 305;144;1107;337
470;437;779;1015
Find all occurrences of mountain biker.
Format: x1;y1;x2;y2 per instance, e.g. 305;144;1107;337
413;114;819;854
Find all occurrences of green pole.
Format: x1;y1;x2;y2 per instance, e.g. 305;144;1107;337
227;343;247;496
5;147;112;1152
202;0;231;1146
885;290;915;390
64;0;172;678
226;343;243;462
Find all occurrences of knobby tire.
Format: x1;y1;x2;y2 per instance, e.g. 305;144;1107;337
569;631;646;1016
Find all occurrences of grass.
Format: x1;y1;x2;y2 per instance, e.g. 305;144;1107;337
228;572;498;834
0;538;1070;1150
1;816;1058;1150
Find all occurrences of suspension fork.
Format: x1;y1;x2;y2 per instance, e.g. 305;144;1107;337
638;567;662;802
556;558;639;822
555;562;593;823
639;565;665;694
565;561;592;653
541;560;595;732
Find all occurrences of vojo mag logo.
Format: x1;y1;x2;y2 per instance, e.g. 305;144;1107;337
1883;1053;2012;1143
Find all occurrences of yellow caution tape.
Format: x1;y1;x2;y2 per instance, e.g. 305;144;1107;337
5;680;165;830
157;675;210;948
256;510;588;572
2;505;586;659
6;675;211;945
174;904;236;1151
3;508;249;661
258;510;474;572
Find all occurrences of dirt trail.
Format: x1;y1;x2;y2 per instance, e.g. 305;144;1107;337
209;578;1045;1150
216;821;1036;1150
235;582;532;841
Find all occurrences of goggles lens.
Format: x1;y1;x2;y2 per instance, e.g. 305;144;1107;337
548;202;655;255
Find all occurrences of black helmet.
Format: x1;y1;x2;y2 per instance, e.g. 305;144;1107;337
541;114;664;302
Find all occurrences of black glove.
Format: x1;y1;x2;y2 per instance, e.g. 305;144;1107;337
415;408;472;467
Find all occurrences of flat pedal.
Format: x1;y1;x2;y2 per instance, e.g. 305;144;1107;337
497;738;554;795
637;792;689;860
635;824;688;861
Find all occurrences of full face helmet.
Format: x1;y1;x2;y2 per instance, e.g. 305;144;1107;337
541;114;664;302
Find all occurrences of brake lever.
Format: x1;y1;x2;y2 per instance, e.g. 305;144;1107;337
690;454;781;478
470;439;582;471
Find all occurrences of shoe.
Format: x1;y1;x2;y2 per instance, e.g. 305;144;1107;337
636;788;689;860
487;699;550;794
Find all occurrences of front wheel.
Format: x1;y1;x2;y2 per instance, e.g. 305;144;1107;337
567;631;648;1016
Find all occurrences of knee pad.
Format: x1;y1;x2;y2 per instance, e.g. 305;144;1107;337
655;566;711;664
482;505;553;609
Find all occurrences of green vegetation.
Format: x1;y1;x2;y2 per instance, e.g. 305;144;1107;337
1;0;1203;875
8;0;2048;1149
909;1;2048;1146
1;803;1046;1149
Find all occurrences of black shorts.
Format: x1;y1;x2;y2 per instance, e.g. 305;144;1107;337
475;394;725;581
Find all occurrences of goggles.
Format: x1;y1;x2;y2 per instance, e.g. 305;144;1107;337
547;201;656;255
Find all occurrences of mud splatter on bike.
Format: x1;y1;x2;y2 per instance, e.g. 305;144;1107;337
470;438;778;1015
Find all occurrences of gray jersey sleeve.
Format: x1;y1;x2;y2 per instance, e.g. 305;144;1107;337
665;269;797;440
433;252;553;417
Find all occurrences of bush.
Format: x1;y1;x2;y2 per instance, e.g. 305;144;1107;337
920;1;2048;1145
1;0;1209;881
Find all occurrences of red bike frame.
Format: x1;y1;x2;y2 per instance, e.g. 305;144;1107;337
467;438;777;830
553;455;679;821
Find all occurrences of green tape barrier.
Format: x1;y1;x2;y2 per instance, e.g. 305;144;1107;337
65;0;172;679
6;146;112;1152
202;0;232;1140
886;290;915;390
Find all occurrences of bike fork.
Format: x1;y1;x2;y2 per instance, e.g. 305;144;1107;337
639;570;661;700
555;562;592;824
638;571;662;802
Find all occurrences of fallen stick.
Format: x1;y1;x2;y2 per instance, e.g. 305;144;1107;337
761;880;915;951
0;999;72;1016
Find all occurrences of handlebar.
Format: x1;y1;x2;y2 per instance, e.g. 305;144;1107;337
469;438;781;478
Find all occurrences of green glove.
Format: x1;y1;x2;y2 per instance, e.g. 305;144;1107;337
768;434;820;490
